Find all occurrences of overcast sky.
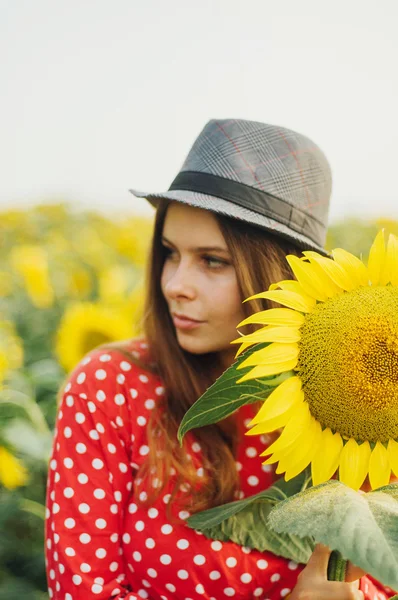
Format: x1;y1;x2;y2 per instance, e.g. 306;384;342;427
1;0;398;223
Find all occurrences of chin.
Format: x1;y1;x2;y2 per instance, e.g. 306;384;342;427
176;332;228;356
176;336;211;355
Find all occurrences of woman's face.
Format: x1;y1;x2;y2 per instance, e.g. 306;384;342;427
161;202;245;368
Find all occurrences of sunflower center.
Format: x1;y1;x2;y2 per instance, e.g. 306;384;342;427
297;286;398;443
82;332;112;356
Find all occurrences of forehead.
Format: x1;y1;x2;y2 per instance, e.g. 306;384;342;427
162;202;227;247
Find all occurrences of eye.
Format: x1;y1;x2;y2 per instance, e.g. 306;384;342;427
162;245;176;260
202;255;228;268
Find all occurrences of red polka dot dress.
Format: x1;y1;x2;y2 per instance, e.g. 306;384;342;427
45;340;396;600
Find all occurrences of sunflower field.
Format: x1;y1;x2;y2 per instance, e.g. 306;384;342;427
0;203;153;599
0;202;394;599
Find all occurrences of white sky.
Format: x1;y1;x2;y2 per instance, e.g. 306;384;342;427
1;0;398;223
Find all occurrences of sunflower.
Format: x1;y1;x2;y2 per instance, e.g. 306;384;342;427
0;447;28;489
10;245;54;308
232;231;398;491
0;320;24;387
56;301;139;372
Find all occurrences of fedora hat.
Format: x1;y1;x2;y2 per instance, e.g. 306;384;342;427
130;118;332;254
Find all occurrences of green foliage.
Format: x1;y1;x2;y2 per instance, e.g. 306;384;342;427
187;472;314;563
0;491;48;599
0;363;55;595
268;481;398;589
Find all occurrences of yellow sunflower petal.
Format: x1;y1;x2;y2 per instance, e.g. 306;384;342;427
231;326;301;345
274;415;319;475
302;253;343;297
331;248;369;287
286;255;330;301
268;281;307;293
367;230;386;286
387;439;398;477
369;441;391;490
248;376;303;426
245;411;295;435
234;342;252;358
381;233;398;286
236;360;298;383
237;308;305;328
260;401;311;459
246;385;303;434
234;341;260;355
237;343;299;370
274;456;289;474
311;428;343;486
339;439;371;491
276;417;318;475
304;254;354;291
243;290;316;313
261;449;285;465
283;418;323;480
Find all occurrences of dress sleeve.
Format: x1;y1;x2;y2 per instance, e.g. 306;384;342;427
45;349;143;599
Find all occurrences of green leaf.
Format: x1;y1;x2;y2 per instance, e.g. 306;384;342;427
19;499;46;521
3;420;52;463
186;472;314;564
27;358;64;391
267;480;398;590
178;342;293;443
0;390;50;435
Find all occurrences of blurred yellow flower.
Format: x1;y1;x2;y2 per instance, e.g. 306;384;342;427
70;226;111;270
10;245;54;308
68;267;93;299
46;230;71;254
0;209;28;231
116;216;154;266
0;208;42;244
0;447;28;489
56;301;141;372
98;265;130;303
0;320;24;387
32;203;69;223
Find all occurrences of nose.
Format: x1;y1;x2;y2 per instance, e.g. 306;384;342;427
163;258;197;300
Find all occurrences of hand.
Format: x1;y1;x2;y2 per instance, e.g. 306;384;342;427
289;544;365;600
346;561;367;583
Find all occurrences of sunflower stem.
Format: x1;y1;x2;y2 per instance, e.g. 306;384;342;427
327;550;347;581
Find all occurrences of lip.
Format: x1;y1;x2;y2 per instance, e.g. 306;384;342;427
172;313;204;330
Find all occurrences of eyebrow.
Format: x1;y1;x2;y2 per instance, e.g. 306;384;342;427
161;235;230;254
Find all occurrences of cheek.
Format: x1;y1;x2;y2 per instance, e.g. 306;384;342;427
209;276;244;321
160;262;171;298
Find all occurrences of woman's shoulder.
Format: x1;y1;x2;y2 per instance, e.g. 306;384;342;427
60;337;164;400
93;337;154;366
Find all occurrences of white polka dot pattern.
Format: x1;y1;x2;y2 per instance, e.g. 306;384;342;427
45;342;390;600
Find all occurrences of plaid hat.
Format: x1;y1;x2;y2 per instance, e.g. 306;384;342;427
129;118;332;254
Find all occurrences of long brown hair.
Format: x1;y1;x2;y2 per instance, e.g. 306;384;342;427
70;200;303;514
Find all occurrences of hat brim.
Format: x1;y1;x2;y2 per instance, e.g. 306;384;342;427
129;188;329;256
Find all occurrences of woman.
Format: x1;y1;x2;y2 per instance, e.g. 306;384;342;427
45;119;393;599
